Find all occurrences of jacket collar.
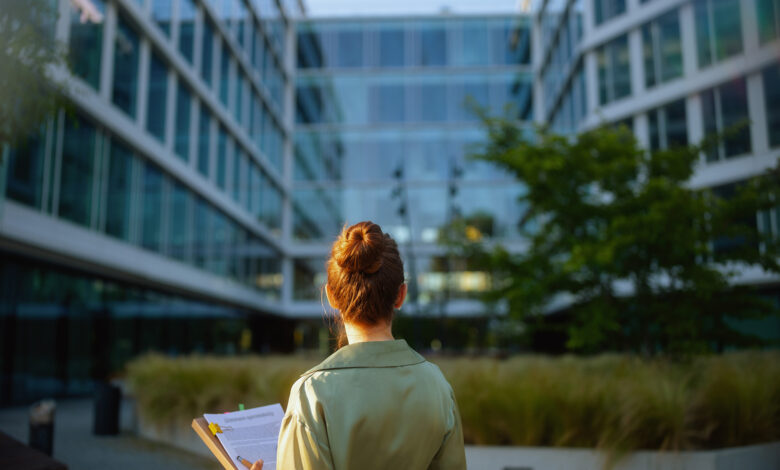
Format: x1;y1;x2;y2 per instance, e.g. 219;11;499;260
303;339;426;375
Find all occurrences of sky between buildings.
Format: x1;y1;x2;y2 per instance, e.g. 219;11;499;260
304;0;524;17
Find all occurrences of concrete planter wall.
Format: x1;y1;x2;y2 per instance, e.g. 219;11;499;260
134;406;779;470
465;443;780;470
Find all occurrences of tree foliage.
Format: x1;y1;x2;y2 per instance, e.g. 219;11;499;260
450;115;780;355
0;0;68;156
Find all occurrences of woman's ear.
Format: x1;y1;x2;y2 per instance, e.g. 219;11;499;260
394;283;407;309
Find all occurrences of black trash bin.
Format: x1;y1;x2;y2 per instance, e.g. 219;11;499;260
29;400;56;456
93;382;121;435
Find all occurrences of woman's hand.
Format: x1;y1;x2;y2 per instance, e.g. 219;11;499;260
250;459;264;470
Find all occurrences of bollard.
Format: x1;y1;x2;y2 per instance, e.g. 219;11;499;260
29;399;56;456
93;381;121;435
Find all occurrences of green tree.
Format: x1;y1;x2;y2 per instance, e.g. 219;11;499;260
451;116;780;355
0;0;69;157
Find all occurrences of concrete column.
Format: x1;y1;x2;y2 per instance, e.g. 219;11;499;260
747;72;769;156
99;2;117;101
679;3;697;77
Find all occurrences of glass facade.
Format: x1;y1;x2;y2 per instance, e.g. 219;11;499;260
594;0;625;25
2;0;293;405
642;9;682;89
146;50;168;143
763;62;780;148
292;16;533;304
0;253;294;405
648;99;688;151
757;0;780;44
597;34;631;105
701;77;752;162
68;0;104;89
695;0;743;69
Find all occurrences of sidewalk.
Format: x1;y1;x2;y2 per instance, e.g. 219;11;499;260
0;398;213;470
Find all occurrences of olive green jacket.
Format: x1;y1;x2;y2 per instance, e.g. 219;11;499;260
277;339;467;470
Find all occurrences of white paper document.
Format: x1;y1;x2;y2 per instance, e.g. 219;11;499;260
204;403;284;470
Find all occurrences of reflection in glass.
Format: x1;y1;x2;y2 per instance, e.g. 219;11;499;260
337;28;363;68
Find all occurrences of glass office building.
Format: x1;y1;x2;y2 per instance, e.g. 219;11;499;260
0;0;300;405
533;0;780;334
291;15;533;318
0;1;534;405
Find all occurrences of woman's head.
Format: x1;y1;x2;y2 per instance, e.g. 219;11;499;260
326;221;405;328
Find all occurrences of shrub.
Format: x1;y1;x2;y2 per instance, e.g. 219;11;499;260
125;351;780;455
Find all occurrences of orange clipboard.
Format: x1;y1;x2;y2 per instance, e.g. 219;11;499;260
192;417;239;470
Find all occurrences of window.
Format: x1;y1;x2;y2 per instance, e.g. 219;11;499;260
219;44;230;107
105;139;133;241
216;126;228;190
178;0;195;63
152;0;172;36
695;0;743;69
337;28;363;67
701;77;751;162
6;126;46;209
420;84;447;122
175;81;192;162
642;10;683;89
193;197;210;269
146;51;168;143
234;73;244;126
169;182;192;262
233;148;245;205
69;0;104;89
594;0;626;25
201;20;215;87
197;106;211;177
58;113;96;227
490;20;529;65
371;84;405;123
112;14;140;117
461;21;488;66
141;162;165;252
418;25;446;66
378;28;405;67
648;99;688;151
756;0;780;44
763;62;780;148
597;35;631;105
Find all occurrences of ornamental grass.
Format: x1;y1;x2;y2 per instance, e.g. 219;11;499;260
125;351;779;454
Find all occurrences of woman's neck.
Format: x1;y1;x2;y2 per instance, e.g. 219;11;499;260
344;320;394;344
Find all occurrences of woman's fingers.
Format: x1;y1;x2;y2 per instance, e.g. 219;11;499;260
250;459;264;470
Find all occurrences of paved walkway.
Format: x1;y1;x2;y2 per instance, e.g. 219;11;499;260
0;398;214;470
